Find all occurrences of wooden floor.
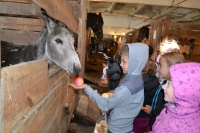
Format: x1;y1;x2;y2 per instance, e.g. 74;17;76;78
67;123;94;133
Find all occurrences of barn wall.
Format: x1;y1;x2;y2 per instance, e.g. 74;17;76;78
1;0;86;133
1;59;76;133
149;16;200;63
164;22;200;62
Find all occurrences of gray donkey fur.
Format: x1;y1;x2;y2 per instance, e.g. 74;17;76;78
1;13;81;76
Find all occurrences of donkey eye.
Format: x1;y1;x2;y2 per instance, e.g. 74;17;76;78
55;39;63;44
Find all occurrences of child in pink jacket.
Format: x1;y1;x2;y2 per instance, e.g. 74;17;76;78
148;62;200;133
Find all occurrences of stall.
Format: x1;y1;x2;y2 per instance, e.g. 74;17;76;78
149;15;200;62
0;0;88;132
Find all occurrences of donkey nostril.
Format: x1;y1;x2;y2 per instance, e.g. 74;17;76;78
73;63;81;74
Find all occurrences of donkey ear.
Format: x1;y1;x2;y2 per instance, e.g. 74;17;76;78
99;12;102;16
42;12;56;33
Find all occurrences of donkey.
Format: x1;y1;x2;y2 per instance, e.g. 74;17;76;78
87;13;104;39
1;13;82;76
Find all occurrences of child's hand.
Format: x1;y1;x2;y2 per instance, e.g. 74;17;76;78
108;90;114;96
142;105;151;114
102;63;108;68
69;83;88;90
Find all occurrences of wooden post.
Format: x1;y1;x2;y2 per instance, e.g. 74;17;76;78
76;0;87;108
0;40;2;133
149;15;169;61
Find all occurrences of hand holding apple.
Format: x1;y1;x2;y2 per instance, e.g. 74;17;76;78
74;76;84;87
142;105;151;114
101;93;109;98
101;92;113;98
69;83;88;90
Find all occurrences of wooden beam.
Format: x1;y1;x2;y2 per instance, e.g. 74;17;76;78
151;7;177;19
129;5;145;16
107;2;117;13
77;0;87;77
1;59;48;133
166;22;200;30
0;17;43;31
0;30;40;45
1;0;31;3
0;2;41;16
32;0;79;33
172;11;200;22
0;41;2;133
89;0;200;9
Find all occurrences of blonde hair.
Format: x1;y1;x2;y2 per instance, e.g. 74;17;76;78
120;45;129;57
161;52;185;80
167;48;180;53
142;59;157;76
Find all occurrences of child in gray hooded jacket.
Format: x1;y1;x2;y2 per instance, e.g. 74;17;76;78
70;43;149;133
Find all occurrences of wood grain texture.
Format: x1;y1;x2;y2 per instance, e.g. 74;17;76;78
10;76;69;133
0;16;43;31
1;59;48;133
32;0;78;33
0;2;41;16
0;29;40;45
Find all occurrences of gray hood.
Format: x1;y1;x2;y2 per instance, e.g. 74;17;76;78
127;43;149;75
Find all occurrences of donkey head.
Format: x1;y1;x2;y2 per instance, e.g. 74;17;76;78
42;15;82;75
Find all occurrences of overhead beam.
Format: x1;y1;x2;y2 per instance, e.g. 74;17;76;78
102;12;151;29
89;0;200;9
172;11;200;22
129;5;145;16
151;7;177;20
107;2;117;12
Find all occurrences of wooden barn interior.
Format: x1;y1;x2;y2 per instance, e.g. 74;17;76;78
1;0;200;133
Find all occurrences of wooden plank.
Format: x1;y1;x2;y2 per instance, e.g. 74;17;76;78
0;16;43;31
179;45;190;55
1;0;31;3
149;16;169;61
188;55;200;63
68;86;76;106
0;29;40;45
47;66;67;94
192;45;200;55
10;76;69;133
165;29;200;46
32;0;79;33
87;99;101;122
77;0;87;77
76;95;89;116
166;22;200;30
1;59;48;133
59;96;76;133
0;41;2;132
89;0;200;9
0;2;41;16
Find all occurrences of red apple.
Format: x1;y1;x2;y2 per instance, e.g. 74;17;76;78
74;76;84;87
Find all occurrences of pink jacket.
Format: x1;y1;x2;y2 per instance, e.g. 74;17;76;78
149;62;200;133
